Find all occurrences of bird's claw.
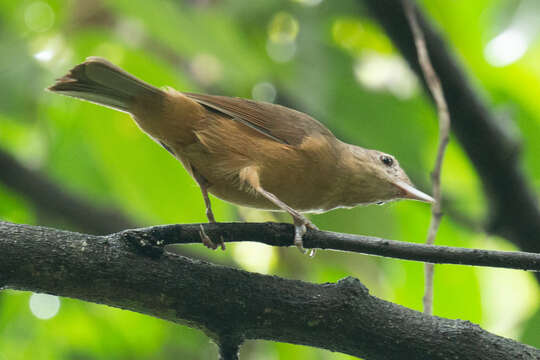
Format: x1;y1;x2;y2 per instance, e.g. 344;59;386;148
293;216;316;257
305;221;318;231
199;225;226;250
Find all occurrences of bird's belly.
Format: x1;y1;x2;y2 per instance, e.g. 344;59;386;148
208;184;279;210
206;163;333;212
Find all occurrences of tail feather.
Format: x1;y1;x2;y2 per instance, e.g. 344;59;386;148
47;57;163;113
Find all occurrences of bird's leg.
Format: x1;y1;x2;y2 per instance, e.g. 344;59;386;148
193;168;216;223
257;188;317;255
192;167;225;250
240;166;317;254
199;181;216;223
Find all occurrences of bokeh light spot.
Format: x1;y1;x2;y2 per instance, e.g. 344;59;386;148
354;52;417;99
34;48;54;62
190;53;223;86
24;2;55;33
266;12;299;63
484;28;529;67
115;18;146;47
332;19;364;51
252;82;277;103
29;293;60;320
268;12;299;44
266;40;296;63
31;35;73;71
232;242;276;274
292;0;323;6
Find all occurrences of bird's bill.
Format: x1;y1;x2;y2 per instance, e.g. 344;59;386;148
394;180;435;203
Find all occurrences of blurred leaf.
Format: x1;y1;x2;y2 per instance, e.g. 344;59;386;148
0;25;43;118
521;306;540;348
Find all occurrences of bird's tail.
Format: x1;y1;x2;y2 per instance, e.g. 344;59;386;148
47;57;163;113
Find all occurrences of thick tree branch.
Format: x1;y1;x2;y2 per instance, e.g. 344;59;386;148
1;221;538;359
362;1;540;262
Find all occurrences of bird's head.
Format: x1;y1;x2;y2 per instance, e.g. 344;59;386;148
343;145;434;205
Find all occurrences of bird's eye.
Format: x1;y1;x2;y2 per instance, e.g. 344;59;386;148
380;155;394;167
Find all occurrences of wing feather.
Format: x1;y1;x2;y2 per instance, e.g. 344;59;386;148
183;92;334;147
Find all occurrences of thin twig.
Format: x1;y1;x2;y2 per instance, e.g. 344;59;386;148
116;222;540;272
402;0;451;315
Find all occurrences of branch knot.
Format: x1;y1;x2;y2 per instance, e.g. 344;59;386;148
336;276;369;296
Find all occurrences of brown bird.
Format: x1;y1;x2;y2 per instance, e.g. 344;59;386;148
48;57;433;252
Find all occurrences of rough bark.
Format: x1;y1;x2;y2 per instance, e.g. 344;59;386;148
1;221;538;359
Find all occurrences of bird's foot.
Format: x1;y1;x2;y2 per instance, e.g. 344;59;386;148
199;224;226;250
292;214;317;257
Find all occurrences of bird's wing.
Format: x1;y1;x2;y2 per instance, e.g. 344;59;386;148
183;92;334;147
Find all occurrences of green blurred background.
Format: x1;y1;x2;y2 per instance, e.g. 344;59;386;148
1;0;539;358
